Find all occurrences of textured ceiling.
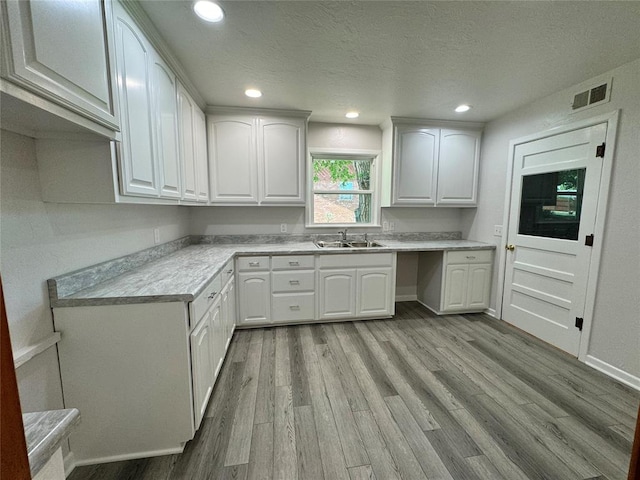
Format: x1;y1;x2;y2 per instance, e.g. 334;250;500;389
138;1;640;125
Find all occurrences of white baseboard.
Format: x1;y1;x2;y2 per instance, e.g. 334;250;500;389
585;355;640;391
72;446;185;468
395;294;417;302
486;308;497;318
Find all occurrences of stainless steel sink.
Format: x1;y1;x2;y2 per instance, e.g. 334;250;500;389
314;240;384;248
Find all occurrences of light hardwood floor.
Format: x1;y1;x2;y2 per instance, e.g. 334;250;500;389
69;302;639;479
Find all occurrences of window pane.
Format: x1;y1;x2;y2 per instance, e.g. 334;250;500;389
312;159;371;191
314;194;372;224
518;168;585;240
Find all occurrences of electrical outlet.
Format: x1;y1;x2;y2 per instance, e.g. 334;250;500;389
280;223;287;233
382;221;389;231
389;222;395;231
494;225;503;236
153;228;160;244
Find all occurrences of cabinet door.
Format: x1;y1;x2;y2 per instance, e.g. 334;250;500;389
153;56;180;199
193;108;209;202
437;130;481;206
2;0;118;128
393;126;439;205
177;83;197;201
210;300;224;377
113;3;158;197
208;116;258;203
258;116;305;204
466;263;491;310
237;272;271;325
318;269;356;319
190;310;215;429
226;279;237;338
357;267;393;317
442;264;468;312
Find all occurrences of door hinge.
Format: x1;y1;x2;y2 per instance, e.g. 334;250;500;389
596;142;606;157
585;234;594;247
575;317;584;331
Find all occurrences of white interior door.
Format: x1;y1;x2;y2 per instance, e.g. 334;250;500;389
503;123;606;356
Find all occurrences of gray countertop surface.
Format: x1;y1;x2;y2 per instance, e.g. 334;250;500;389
23;408;81;477
51;240;495;307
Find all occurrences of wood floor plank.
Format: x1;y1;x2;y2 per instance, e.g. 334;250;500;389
423;429;482;480
289;326;312;407
384;395;454;480
225;338;263;466
298;326;351;480
609;423;636;443
449;408;529;480
335;326;429;480
353;322;440;431
274;386;296;480
254;328;275;424
316;343;369;467
322;324;370;412
219;464;248;480
230;329;251;363
465;455;506;480
348;465;376;480
310;323;328;345
274;327;291;387
294;405;324;480
353;410;401;480
247;422;273;480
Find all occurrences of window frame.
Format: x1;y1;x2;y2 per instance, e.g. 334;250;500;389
306;148;381;228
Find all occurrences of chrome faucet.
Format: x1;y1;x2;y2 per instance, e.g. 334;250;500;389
338;229;348;241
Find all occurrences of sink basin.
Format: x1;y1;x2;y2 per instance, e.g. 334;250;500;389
314;240;384;248
345;241;384;248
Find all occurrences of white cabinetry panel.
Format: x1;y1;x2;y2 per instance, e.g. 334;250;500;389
393;126;439;205
357;267;394;316
437;130;481;206
1;0;118;128
194;108;209;202
318;269;357;319
237;272;271;324
190;308;215;429
443;264;468;311
177;82;197;201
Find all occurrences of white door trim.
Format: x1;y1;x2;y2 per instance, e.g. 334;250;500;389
495;110;620;361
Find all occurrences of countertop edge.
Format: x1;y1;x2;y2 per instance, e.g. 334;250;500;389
24;408;81;477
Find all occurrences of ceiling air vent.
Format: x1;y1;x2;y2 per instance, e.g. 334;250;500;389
571;78;612;113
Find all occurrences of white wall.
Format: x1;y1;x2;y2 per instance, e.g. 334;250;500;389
190;122;466;235
462;58;640;380
0;130;190;412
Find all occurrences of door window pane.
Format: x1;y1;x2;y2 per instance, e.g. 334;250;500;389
518;168;585;240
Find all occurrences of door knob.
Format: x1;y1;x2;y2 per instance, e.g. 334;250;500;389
505;244;515;251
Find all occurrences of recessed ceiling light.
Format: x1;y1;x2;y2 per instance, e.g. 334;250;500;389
345;111;359;119
455;104;472;113
245;89;262;98
193;1;224;23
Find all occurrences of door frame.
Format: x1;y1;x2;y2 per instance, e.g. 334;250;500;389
495;110;619;361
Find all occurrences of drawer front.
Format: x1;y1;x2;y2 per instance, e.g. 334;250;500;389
221;259;235;285
272;293;315;322
318;253;394;269
272;270;315;293
446;249;493;265
190;274;222;328
237;256;270;271
271;255;315;270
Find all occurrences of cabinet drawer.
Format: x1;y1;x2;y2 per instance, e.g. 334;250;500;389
446;250;493;265
221;259;235;285
190;274;222;328
237;256;270;271
272;271;315;292
271;255;315;270
272;293;315;322
318;253;393;269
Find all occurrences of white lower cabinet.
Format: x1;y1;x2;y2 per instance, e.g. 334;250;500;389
418;249;493;314
190;303;216;429
237;272;271;325
318;269;357;319
357;267;394;316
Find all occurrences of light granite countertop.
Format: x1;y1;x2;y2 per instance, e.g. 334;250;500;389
23;408;80;477
49;239;495;308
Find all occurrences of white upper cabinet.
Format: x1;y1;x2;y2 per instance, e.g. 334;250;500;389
113;1;158;197
382;119;483;207
1;0;119;129
258;116;306;204
393;126;439;205
177;82;197;201
193;108;209;202
208;116;258;203
436;129;481;206
207;109;310;205
153;56;180;199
